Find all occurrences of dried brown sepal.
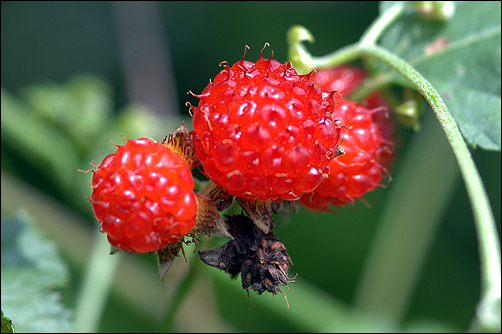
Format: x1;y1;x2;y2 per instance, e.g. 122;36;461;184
198;214;294;306
195;193;232;238
198;180;234;212
236;197;274;234
156;235;195;281
271;200;299;216
162;122;198;169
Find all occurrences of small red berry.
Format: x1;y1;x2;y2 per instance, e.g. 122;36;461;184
299;66;395;211
310;65;368;98
312;65;395;165
90;138;198;253
190;49;342;202
309;65;388;109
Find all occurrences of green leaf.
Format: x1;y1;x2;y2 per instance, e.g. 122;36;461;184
1;212;72;333
20;74;114;150
1;87;80;191
379;1;501;150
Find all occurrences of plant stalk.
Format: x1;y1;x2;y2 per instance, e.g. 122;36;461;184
158;257;201;332
311;42;501;329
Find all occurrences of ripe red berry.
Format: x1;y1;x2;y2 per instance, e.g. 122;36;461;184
90;138;198;253
190;49;342;202
299;66;395;211
310;65;367;97
312;65;395;162
309;65;388;110
298;98;392;210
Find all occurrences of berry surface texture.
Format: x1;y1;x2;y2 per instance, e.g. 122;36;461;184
91;138;198;253
191;51;342;202
299;66;395;211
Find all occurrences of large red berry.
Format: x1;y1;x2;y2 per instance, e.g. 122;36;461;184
299;97;393;211
191;51;342;201
91;138;197;253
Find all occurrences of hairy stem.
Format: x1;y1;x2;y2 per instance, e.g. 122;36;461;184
360;44;501;294
315;42;500;329
359;2;406;46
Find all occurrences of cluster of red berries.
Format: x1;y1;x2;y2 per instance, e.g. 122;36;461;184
87;47;395;299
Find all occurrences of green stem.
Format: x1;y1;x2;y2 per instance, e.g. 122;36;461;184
158;257;201;332
312;42;501;329
359;1;407;46
290;2;407;72
361;44;501;290
73;230;121;332
311;43;362;70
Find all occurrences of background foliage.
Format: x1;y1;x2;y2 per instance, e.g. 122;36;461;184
1;1;500;332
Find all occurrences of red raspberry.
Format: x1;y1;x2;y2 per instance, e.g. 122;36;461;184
299;98;393;211
90;138;198;253
309;65;388;110
190;50;342;202
310;65;367;97
299;66;395;211
312;65;395;161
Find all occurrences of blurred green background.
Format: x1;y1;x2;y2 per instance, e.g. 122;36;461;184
1;1;500;332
